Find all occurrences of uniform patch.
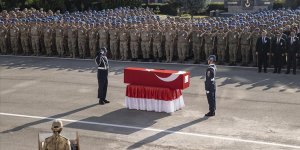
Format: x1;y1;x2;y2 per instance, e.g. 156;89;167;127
207;70;210;77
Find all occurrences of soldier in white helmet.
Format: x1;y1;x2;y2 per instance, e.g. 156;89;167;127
43;120;71;150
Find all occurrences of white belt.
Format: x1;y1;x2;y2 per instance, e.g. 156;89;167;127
98;67;107;70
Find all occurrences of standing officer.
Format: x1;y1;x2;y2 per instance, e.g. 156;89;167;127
192;25;202;64
165;25;176;63
10;22;20;55
56;23;64;57
20;22;30;55
256;30;271;73
251;28;261;66
31;22;40;56
0;22;8;54
227;26;239;66
239;27;251;66
95;47;110;105
98;24;109;54
43;23;52;56
77;23;87;58
286;30;299;75
119;24;129;61
141;26;152;61
177;25;189;63
129;24;140;61
216;27;227;64
88;24;97;58
152;26;163;62
271;31;286;73
205;55;217;117
109;25;119;60
42;120;71;150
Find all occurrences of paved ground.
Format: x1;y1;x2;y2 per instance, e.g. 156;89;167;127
0;55;300;150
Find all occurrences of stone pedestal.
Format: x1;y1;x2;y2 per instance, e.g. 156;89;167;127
225;0;274;13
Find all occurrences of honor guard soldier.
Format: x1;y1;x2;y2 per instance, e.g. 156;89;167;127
95;47;110;105
43;120;71;150
205;55;217;117
256;30;271;73
286;30;299;75
271;31;286;73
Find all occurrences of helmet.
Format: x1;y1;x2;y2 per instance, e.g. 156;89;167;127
100;47;107;54
51;119;63;132
207;55;216;62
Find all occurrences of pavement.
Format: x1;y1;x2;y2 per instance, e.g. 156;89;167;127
0;55;300;150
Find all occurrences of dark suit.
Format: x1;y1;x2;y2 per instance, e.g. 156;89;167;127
256;36;271;72
271;37;286;73
286;36;299;74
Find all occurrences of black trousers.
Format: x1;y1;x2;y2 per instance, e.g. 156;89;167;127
273;54;283;72
206;90;216;112
258;53;268;72
97;69;108;100
287;53;297;74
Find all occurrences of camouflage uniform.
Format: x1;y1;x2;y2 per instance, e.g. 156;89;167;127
192;30;202;63
31;25;40;55
55;26;64;56
165;29;176;62
20;24;30;55
88;27;97;58
251;30;261;65
129;28;140;60
0;25;8;54
67;25;77;58
119;29;129;60
204;32;214;59
177;29;189;63
109;28;119;60
152;29;163;61
239;30;251;65
43;26;52;56
216;31;227;63
228;30;239;65
141;29;151;60
10;25;19;55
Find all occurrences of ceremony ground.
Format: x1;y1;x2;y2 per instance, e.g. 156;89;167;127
0;55;300;150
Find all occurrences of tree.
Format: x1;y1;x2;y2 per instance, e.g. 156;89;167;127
181;0;208;19
284;0;300;9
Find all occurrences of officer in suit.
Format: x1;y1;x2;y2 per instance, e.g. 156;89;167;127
205;55;217;117
256;30;271;73
286;30;299;75
95;47;110;105
271;31;286;73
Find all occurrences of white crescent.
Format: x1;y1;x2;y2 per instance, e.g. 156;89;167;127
155;71;186;82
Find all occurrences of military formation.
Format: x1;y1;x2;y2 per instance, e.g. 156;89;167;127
0;7;300;72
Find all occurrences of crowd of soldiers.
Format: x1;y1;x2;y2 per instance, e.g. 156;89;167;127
0;7;300;70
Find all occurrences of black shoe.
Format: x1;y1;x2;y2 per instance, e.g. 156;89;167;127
99;99;105;105
273;70;277;73
285;72;290;74
103;99;110;103
264;70;267;73
205;112;215;117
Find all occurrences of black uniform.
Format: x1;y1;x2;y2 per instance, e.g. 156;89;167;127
205;64;216;113
271;37;286;73
95;52;109;101
286;36;299;74
256;36;271;73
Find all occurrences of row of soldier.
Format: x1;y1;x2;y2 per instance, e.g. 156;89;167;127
0;8;300;68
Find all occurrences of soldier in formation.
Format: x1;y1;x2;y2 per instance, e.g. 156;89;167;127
0;7;299;71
